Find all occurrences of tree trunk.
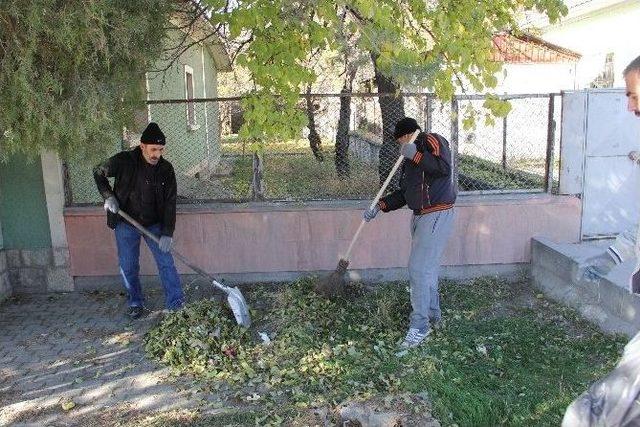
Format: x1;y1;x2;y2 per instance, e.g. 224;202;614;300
335;85;352;178
305;87;324;162
372;54;405;188
251;151;265;200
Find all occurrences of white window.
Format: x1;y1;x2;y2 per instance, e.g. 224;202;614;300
184;65;198;130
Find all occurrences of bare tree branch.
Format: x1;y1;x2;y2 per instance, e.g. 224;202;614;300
161;2;207;56
418;22;467;91
229;33;254;65
169;4;209;31
344;5;365;23
149;30;219;73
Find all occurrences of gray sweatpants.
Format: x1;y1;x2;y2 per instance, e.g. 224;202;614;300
408;208;456;330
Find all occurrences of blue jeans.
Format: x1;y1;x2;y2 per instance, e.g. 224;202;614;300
114;221;184;310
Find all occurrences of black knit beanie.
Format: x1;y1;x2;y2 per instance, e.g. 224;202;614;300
140;122;166;145
394;117;421;139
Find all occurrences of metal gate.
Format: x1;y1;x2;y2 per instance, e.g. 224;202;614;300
560;89;640;239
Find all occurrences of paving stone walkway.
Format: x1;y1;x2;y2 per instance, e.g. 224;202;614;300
0;287;220;426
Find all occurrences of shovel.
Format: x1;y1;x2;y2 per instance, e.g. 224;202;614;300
117;210;251;327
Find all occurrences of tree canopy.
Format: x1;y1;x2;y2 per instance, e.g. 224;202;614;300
0;0;172;160
0;0;568;158
207;0;567;139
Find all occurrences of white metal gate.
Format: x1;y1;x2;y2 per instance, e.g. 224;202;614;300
560;89;640;239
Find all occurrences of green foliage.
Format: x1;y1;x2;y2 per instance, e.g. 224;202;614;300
0;0;172;161
205;0;567;141
459;155;545;190
145;277;624;425
0;1;568;156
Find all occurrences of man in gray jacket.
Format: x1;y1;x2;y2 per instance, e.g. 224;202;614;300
577;56;640;292
563;54;640;427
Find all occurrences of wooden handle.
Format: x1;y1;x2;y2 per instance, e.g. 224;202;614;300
343;220;367;261
342;129;420;261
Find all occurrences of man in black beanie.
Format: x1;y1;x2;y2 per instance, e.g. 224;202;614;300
363;117;457;348
94;122;184;319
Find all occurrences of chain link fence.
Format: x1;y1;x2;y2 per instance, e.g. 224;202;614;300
63;92;560;205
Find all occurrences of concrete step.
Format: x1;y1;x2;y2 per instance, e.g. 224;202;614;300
531;236;640;337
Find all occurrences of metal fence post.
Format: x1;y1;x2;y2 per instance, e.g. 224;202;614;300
502;115;508;170
425;94;433;133
544;94;556;193
451;97;459;194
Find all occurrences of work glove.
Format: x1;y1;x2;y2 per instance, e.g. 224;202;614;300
400;142;417;159
103;196;119;214
363;204;381;222
629;150;640;164
576;252;616;282
158;236;173;253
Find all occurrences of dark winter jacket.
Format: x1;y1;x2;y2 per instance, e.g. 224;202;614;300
378;132;456;215
93;146;177;237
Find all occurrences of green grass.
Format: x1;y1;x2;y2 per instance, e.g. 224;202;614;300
459;155;545;191
144;277;625;426
222;151;547;200
221;138;311;155
229;152;380;200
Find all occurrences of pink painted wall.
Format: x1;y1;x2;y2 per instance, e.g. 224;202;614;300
65;195;581;277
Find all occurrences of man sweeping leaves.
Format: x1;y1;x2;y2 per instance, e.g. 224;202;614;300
93;122;184;319
363;117;457;348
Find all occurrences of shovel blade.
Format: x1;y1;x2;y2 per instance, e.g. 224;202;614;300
226;286;251;328
212;279;251;328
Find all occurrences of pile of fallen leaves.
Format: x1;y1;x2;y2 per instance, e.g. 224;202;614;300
145;280;409;409
144;299;252;379
145;277;625;425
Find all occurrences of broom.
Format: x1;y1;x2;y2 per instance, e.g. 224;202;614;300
315;129;420;297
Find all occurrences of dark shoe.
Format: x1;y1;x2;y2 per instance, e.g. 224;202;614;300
128;306;144;320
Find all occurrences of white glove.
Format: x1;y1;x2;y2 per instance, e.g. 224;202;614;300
400;142;417;159
363;204;381;222
103;196;119;214
629;151;640;164
159;235;173;253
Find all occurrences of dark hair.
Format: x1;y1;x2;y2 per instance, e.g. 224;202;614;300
624;55;640;76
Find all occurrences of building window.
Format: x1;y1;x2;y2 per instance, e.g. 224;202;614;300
591;53;615;89
184;65;198;130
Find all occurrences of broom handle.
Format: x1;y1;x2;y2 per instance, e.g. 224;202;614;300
343;129;420;261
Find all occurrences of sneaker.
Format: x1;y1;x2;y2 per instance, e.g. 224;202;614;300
127;306;144;320
400;327;431;349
